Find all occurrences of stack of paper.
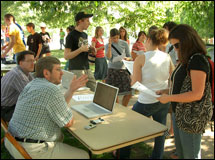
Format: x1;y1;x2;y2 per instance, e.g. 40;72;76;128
72;94;94;101
122;60;134;74
131;81;161;98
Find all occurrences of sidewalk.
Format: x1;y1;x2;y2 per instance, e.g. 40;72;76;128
118;95;214;159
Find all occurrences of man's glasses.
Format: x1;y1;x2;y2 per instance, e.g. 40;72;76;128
173;43;180;49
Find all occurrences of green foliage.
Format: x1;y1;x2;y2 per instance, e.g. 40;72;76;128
1;1;214;39
179;1;214;38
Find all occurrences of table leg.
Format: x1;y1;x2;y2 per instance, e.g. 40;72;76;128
116;149;120;159
88;150;92;159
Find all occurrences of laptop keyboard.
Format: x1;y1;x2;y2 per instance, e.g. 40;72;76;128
85;104;108;114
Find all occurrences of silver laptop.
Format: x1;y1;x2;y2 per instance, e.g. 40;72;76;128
62;70;74;89
71;82;119;119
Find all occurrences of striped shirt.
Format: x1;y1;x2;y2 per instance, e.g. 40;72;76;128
1;66;33;107
132;41;146;52
8;78;73;142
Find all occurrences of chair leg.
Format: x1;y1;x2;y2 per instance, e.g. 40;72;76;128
210;121;214;132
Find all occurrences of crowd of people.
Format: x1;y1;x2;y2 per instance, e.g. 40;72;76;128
1;12;213;159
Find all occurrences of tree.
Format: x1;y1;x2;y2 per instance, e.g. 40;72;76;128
179;1;214;39
1;1;214;40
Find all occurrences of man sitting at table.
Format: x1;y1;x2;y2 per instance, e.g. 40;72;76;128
1;50;35;122
5;56;89;159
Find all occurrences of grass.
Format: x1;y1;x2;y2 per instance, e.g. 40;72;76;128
1;49;165;159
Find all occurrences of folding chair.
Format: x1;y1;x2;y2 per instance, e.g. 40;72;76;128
1;118;32;159
1;119;8;144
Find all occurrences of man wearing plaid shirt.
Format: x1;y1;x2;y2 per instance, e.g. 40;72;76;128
5;56;89;159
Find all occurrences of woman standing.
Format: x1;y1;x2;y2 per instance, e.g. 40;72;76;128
105;28;132;107
120;28;173;159
91;26;108;82
40;23;51;57
157;24;212;159
131;31;147;60
119;26;130;45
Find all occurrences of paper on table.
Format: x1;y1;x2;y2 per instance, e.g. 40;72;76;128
133;50;145;55
131;81;161;98
122;60;134;74
72;94;94;101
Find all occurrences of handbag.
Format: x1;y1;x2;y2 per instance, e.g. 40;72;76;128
175;53;213;134
88;46;96;64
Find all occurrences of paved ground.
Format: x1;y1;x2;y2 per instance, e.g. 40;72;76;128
118;95;214;159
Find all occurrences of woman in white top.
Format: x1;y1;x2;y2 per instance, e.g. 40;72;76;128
119;28;174;159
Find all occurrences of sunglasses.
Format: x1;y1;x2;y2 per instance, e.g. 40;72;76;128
173;43;180;49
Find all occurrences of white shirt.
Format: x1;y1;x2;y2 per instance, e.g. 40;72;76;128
1;29;5;40
138;50;171;104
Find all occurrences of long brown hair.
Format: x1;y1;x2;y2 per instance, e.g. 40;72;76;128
119;26;128;41
95;26;103;39
169;24;207;65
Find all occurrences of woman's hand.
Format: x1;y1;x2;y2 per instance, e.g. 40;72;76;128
157;94;171;104
156;89;169;95
123;57;133;61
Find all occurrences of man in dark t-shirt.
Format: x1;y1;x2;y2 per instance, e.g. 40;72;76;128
26;23;42;60
40;23;51;57
64;12;96;91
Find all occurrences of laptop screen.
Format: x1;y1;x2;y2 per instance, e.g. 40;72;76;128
93;82;118;111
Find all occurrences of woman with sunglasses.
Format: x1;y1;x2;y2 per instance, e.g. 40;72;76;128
157;24;212;159
119;28;174;159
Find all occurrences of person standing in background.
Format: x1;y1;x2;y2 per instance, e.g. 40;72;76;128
64;12;96;91
119;26;130;45
91;26;108;82
131;31;147;60
105;28;132;107
60;28;65;50
64;25;75;70
1;14;26;63
162;21;178;144
40;23;51;57
163;21;178;66
26;23;42;61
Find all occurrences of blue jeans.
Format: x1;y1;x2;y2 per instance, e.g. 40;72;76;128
120;101;170;159
60;39;64;49
172;112;202;159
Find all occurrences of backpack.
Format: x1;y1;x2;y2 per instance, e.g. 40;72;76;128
207;57;214;104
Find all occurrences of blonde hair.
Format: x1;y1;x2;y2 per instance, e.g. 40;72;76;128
95;26;103;39
147;28;168;46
